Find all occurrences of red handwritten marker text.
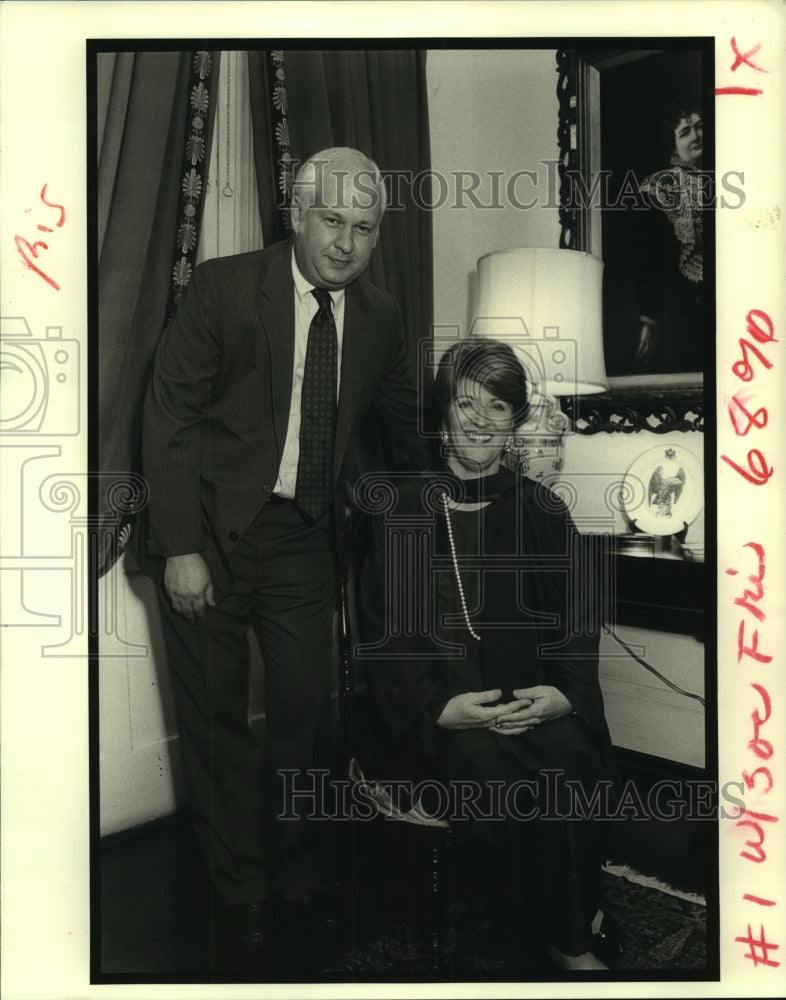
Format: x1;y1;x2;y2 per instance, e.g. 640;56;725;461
727;542;780;966
716;37;768;96
14;184;66;291
721;311;776;485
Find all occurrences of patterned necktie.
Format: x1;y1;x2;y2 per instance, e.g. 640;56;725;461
295;288;338;520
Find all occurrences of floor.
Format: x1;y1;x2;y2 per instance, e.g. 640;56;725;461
96;751;713;983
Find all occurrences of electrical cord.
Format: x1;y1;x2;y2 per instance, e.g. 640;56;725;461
602;624;706;708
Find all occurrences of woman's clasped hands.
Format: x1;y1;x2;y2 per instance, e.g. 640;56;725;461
436;686;573;735
492;686;573;734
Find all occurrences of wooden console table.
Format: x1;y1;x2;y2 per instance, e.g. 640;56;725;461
606;542;706;640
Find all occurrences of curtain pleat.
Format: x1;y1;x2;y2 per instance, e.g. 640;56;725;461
165;51;220;318
97;50;219;536
281;49;433;364
247;50;291;245
97;52;134;256
197;52;264;262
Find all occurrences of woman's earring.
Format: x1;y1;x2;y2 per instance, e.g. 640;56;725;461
440;428;449;446
503;435;513;453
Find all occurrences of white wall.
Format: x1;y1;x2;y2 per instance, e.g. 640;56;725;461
599;625;704;768
99;559;182;833
99;556;267;835
428;49;561;336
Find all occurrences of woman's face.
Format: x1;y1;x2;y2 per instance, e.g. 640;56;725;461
443;377;515;478
673;112;702;165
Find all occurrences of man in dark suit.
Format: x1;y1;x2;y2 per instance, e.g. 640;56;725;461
140;147;426;951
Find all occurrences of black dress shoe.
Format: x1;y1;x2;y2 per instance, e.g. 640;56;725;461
278;885;343;932
225;899;269;951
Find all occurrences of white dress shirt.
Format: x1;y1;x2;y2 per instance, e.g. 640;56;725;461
274;252;345;498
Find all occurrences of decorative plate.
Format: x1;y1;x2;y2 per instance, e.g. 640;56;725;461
620;443;704;536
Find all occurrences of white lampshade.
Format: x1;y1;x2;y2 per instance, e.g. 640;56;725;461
471;247;608;395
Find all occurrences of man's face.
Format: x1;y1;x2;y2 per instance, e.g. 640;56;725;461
291;168;381;290
673;113;702;165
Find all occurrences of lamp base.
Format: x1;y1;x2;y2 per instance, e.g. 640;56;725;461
505;391;569;481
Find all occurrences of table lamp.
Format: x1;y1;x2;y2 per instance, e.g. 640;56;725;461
470;247;608;478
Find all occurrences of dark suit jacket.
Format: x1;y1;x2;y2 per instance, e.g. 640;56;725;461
138;239;426;596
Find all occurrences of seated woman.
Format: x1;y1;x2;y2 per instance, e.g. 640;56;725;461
356;337;620;971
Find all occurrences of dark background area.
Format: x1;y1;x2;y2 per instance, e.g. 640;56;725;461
599;49;706;377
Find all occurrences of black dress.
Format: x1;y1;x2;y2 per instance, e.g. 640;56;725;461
356;467;617;956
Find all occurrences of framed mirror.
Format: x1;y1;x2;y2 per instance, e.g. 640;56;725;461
556;45;713;434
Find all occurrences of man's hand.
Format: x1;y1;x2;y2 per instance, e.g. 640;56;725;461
164;553;216;621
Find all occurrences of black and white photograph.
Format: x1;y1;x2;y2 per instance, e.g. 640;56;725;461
1;3;784;999
92;38;713;983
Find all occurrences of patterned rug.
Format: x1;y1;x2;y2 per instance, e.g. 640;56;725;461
332;854;709;978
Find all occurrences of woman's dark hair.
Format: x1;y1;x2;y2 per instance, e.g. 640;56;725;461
431;337;530;431
661;96;702;155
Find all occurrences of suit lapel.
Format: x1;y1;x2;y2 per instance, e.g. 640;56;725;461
335;279;379;476
257;241;296;454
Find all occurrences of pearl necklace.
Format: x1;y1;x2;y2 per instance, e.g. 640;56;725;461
441;493;481;641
